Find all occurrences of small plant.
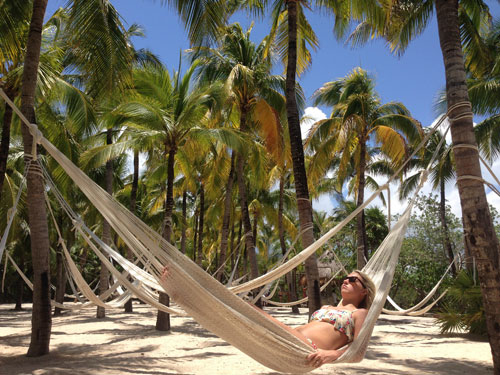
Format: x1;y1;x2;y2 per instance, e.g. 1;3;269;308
435;270;486;335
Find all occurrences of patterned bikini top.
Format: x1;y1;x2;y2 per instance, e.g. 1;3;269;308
310;307;357;342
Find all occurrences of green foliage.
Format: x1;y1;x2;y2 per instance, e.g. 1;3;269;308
435;270;486;335
390;193;462;307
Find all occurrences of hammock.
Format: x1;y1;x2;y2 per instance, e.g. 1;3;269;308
381;255;458;316
0;89;449;373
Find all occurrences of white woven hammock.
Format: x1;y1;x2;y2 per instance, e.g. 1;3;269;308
0;89;448;373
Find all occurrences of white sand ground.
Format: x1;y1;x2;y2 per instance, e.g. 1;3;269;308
0;302;494;375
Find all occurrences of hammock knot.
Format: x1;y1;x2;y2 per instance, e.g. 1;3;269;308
72;217;83;231
28;123;43;160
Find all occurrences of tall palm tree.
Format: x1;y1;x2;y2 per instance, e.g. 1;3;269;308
19;0;51;357
351;1;500;370
114;60;244;329
310;67;422;268
194;23;285;285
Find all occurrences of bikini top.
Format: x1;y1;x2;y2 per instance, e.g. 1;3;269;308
310;306;357;342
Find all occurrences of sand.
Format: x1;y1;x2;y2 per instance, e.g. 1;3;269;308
0;302;494;375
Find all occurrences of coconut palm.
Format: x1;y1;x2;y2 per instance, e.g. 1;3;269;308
113;60;246;329
350;1;500;369
18;0;51;357
310;67;422;267
193;23;286;284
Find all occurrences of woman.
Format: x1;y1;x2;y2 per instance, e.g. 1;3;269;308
248;270;375;368
161;268;375;369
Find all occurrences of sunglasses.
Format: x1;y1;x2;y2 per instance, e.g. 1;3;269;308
343;275;366;289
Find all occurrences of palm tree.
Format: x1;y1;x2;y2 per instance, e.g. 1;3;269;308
194;23;285;285
18;0;51;357
351;1;500;370
310;67;422;268
114;60;244;329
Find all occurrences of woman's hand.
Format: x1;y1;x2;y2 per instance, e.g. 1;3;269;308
161;265;170;282
306;349;342;368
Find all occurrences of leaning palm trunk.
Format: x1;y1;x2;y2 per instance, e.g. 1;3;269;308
286;0;321;316
20;0;51;357
435;0;500;372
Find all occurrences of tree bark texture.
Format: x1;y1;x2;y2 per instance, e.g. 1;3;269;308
435;1;500;372
20;0;51;357
286;0;321;316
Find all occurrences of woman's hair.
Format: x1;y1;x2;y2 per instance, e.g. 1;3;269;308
353;270;376;310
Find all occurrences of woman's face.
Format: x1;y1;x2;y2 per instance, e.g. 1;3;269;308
341;272;367;298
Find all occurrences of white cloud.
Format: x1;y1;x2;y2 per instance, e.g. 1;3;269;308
312;194;335;214
301;106;327;140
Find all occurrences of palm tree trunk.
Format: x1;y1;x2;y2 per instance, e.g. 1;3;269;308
286;0;321;316
180;190;187;254
97;129;113;319
356;140;368;268
435;1;500;372
439;179;457;276
237;109;258;281
20;0;51;357
156;146;176;331
124;150;139;313
193;203;199;262
278;174;299;313
0;86;16;197
196;183;205;266
217;152;235;281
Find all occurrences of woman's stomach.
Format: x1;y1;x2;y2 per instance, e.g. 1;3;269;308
294;320;348;350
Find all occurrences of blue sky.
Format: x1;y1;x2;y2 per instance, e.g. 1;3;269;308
44;1;500;218
43;1;497;126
